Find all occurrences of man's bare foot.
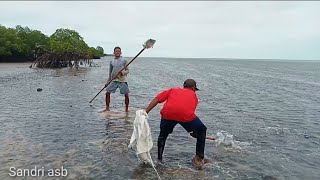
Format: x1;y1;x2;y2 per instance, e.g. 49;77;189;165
192;154;204;169
156;158;164;166
105;108;110;112
192;154;212;169
203;158;212;164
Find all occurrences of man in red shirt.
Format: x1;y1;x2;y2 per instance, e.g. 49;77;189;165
145;79;209;168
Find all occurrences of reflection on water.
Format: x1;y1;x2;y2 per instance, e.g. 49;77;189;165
1;58;320;179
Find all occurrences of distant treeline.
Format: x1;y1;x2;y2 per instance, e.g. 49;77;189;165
0;25;104;62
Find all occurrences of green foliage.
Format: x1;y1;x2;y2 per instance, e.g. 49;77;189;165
49;28;89;55
15;25;50;56
87;46;104;59
0;25;104;61
0;25;25;56
96;46;104;57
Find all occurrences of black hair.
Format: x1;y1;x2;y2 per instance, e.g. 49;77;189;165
114;46;121;52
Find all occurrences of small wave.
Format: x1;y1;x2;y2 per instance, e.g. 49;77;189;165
213;131;251;150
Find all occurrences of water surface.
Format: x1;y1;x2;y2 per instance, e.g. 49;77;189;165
0;58;319;179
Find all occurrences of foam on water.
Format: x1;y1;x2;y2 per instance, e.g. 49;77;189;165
213;131;252;150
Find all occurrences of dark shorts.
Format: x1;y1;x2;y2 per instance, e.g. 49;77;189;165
160;116;207;134
105;81;130;95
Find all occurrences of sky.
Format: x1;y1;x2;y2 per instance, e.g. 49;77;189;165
0;1;319;60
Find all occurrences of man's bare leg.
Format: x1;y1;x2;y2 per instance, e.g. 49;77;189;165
125;94;129;112
105;92;111;111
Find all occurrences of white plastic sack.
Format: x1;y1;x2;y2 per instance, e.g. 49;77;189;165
128;110;161;179
128;109;153;165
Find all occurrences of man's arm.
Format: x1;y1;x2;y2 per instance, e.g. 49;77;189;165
108;61;113;81
145;89;171;114
121;61;129;75
145;97;159;114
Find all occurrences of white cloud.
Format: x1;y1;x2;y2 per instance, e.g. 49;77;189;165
0;1;319;60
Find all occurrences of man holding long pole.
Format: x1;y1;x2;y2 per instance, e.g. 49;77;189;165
89;39;156;110
105;46;130;112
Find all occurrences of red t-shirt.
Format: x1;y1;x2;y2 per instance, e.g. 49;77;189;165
156;88;198;122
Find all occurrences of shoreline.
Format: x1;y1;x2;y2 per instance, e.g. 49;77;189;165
0;61;34;63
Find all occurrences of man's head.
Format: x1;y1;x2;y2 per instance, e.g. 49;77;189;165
183;79;199;92
114;46;122;58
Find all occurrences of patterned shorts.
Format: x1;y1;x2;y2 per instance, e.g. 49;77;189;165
106;81;130;95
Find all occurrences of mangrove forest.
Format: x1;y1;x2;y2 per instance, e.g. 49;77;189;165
0;25;104;68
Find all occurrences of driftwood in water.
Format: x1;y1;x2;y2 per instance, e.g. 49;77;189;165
30;52;92;68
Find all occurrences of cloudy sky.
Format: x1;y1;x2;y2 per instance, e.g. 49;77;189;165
0;1;319;60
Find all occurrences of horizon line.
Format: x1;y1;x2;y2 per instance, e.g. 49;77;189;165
103;56;320;61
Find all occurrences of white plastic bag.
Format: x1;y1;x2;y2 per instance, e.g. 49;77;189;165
128;110;161;179
128;109;153;164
